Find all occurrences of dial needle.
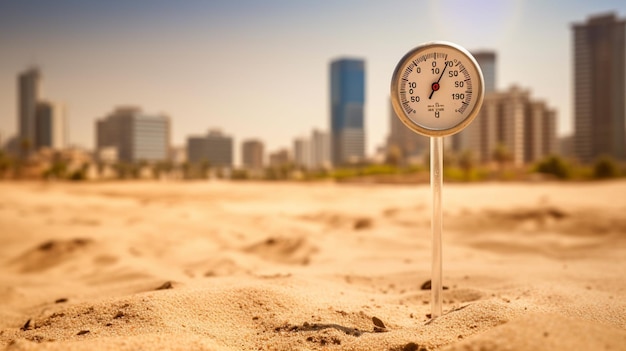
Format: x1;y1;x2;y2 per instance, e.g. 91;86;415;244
429;64;448;99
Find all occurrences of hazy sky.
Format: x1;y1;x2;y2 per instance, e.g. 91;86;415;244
1;0;625;158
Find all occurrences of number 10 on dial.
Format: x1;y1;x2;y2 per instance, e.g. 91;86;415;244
391;41;484;137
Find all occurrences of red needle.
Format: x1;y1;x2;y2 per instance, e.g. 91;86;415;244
429;63;448;99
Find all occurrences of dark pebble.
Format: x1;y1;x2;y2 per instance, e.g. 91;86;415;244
77;330;90;336
155;281;173;290
38;241;55;251
55;298;68;304
21;319;31;331
420;280;449;290
372;316;386;328
354;218;372;230
402;342;419;351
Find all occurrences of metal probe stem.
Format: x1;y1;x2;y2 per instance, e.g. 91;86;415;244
430;136;443;318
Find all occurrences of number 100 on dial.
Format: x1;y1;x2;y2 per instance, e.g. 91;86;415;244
391;42;484;137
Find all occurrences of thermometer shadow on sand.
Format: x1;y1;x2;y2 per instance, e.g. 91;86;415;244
390;42;485;320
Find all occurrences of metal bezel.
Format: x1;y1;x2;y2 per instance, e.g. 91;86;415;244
390;41;485;137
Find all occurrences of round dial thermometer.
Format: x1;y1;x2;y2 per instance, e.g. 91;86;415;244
391;42;484;137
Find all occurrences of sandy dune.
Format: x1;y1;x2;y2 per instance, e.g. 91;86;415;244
0;181;625;350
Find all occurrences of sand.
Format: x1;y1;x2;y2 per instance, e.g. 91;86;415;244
0;180;625;350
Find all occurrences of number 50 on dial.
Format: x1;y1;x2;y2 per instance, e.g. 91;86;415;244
390;42;484;137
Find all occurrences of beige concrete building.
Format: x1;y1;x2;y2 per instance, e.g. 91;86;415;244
186;129;233;167
453;86;557;166
242;139;264;170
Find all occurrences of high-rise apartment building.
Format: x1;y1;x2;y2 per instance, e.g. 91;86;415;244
18;67;41;154
455;86;557;166
242;139;264;170
387;100;429;162
186;129;233;167
310;129;331;170
573;13;626;162
96;107;170;163
330;58;365;166
35;101;67;150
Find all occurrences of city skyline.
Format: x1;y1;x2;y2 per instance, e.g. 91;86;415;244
1;1;626;157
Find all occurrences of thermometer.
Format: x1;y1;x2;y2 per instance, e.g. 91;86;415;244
390;42;484;319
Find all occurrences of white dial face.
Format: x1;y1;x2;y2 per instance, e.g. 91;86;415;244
391;42;484;137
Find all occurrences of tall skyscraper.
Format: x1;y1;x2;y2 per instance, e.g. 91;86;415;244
573;13;626;162
310;129;331;170
242;139;264;170
330;58;365;166
186;129;233;167
96;107;170;163
18;67;41;154
471;51;496;94
35;101;67;150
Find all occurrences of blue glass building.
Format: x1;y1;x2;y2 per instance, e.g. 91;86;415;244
330;58;365;166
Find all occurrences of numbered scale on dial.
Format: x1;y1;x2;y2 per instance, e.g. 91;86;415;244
390;42;484;137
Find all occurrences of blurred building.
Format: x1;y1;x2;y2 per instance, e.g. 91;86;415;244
2;136;20;156
310;129;331;170
293;136;311;169
471;51;496;94
18;67;41;155
269;148;290;168
558;135;575;158
35;101;67;150
186;129;233;167
454;86;557;166
242;139;264;170
96;107;170;163
573;13;626;162
387;99;428;163
452;51;497;153
330;58;366;166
